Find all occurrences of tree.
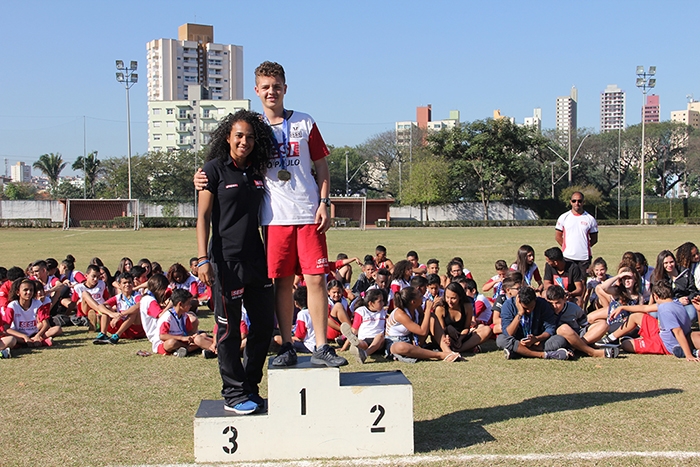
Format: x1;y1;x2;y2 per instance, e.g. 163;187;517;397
32;153;66;197
54;180;84;199
72;151;103;199
4;182;36;200
429;118;535;220
400;152;452;220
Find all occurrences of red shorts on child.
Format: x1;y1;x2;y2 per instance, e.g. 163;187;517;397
632;314;669;355
107;321;145;340
265;224;329;278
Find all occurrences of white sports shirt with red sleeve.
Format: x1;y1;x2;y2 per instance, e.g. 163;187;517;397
5;299;50;337
72;280;110;304
261;111;329;226
139;292;164;352
169;276;199;298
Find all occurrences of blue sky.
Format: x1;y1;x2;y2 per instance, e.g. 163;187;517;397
1;0;698;175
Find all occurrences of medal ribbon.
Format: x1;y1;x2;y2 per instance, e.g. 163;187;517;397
263;109;290;174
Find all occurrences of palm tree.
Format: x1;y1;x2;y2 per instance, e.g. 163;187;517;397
72;151;102;199
33;153;66;197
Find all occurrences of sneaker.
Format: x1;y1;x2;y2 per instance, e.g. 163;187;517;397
248;393;266;411
109;334;119;345
174;347;188;358
393;353;418;364
202;349;217;359
223;399;258;415
595;335;620;348
503;348;512;360
349;344;367;364
340;322;361;347
544;348;571;360
693;349;700;358
334;335;347;347
93;332;110;345
70;316;90;327
311;344;348;367
0;348;10;359
271;342;298;366
604;347;620;359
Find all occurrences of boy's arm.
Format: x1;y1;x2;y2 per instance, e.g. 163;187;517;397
671;327;699;362
313;157;330;233
612;303;658;319
32;319;50;341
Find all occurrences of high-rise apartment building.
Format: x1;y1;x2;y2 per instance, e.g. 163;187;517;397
146;23;243;102
395;106;459;147
600;84;626;132
555;86;577;147
670;100;700;129
644;94;660;123
10;162;31;182
523;108;542;132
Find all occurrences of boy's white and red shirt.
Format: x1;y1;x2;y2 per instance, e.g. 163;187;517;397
139;292;164;352
473;293;493;324
169;275;199;298
294;308;316;352
352;306;387;340
72;280;110;304
104;291;141;316
4;298;50;337
261;111;329;226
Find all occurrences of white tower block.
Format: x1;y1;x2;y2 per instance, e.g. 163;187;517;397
194;356;413;462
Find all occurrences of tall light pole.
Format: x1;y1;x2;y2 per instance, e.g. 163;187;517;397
636;65;656;223
116;60;138;200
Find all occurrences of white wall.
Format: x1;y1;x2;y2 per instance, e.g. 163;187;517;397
391;202;538;221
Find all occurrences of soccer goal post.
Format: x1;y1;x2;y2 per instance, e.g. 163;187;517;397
62;199;140;230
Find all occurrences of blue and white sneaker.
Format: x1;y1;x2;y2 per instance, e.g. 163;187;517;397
224;399;258;415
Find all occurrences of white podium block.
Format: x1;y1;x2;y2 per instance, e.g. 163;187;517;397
194;356;413;462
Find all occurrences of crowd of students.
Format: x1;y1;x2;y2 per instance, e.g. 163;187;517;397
3;240;699;364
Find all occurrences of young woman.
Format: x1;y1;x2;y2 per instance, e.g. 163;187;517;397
670;243;699;321
385;287;461;363
590;266;641;345
196;110;275;415
511;245;543;290
432;282;487;354
390;260;413;294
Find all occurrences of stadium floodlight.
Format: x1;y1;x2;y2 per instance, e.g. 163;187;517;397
115;59;138;200
636;65;657;223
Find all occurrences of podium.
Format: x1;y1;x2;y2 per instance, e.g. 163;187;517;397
194;356;414;462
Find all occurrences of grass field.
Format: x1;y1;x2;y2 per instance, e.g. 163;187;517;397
2;225;700;467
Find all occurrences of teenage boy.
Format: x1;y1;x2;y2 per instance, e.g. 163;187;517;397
546;285;618;358
374;245;394;273
602;280;700;360
155;289;214;357
406;251;427;276
92;272;144;345
73;264;111;330
543;247;584;306
497;286;572;360
195;61;345;367
352;260;377;298
491;272;523;335
426;259;440;276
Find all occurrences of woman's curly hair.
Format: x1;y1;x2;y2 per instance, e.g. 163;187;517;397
206;109;273;177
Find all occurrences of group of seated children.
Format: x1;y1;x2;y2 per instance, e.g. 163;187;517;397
0;255;215;359
4;241;700;365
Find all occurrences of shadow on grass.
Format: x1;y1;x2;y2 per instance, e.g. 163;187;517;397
414;388;682;452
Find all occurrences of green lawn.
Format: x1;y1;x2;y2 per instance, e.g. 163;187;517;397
2;226;700;467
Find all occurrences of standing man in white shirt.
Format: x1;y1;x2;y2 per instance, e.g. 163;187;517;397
555;192;598;277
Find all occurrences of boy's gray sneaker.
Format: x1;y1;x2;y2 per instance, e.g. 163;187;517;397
271;342;298;366
311;344;348;367
503;348;512;360
0;348;10;359
604;347;620;358
175;347;188;358
544;348;571;360
595;335;620;348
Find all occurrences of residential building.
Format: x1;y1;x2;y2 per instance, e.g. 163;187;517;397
644;94;660;123
10;162;31;183
148;84;250;152
600;84;626;132
396;106;459;147
493;109;515;124
146;23;243;102
523;108;542;132
555;86;577;148
670;100;700;129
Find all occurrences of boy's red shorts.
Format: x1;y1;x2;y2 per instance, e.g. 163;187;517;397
265;224;330;278
632;314;669;355
106;321;145;339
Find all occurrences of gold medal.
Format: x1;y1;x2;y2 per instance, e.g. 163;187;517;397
278;169;291;181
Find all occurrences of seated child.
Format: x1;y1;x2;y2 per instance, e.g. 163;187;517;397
326;280;352;348
167;263;200;312
384;286;461;363
91;271;145;345
604;280;700;360
424;274;443;308
426;259;440;276
582;257;609;312
293;286;316;353
374;245;394;273
351;260;377;298
496;286;572;360
546;285;618;358
491;271;523;335
189;257;212;306
2;278;62;348
155;289;214;357
483;260;509;299
73;264;111;330
340;288;387;364
406;250;427;276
